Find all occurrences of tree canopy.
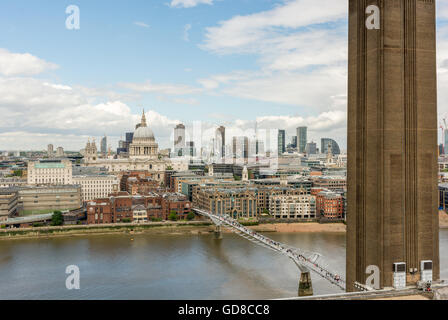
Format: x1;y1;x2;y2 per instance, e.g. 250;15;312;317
51;211;64;226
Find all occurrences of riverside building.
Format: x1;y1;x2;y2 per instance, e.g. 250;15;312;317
27;159;73;185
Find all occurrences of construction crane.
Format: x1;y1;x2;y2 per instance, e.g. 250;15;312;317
441;118;448;156
441;125;444;156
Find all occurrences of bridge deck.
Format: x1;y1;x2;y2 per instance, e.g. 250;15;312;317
194;208;346;291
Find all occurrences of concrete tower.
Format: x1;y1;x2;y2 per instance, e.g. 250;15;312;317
347;0;439;291
101;135;107;155
47;144;54;158
215;126;226;162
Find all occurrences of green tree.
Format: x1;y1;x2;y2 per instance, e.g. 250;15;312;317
51;211;64;226
186;212;195;221
168;211;178;221
12;170;23;177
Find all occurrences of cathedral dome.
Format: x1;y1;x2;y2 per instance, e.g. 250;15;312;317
134;126;155;140
132;109;155;141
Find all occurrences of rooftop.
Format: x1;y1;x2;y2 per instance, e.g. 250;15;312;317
0;187;20;195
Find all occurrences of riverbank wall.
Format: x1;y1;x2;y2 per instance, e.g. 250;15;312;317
0;220;347;240
0;221;214;241
1;212;447;240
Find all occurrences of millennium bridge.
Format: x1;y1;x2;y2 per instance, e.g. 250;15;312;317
193;208;354;296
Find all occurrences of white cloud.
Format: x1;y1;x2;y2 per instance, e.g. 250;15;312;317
119;80;204;95
74;86;141;103
0;132;91;152
256;111;346;134
134;21;150;28
438;24;448;124
170;0;213;9
156;95;200;106
202;0;346;54
196;0;348;111
193;110;348;154
221;66;346;111
0;67;347;151
196;0;448;148
0;49;58;76
0;75;181;150
43;82;72;91
438;1;448;20
3;0;448;151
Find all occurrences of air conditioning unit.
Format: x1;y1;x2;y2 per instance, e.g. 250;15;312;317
393;262;406;273
421;260;433;271
420;260;433;283
393;262;406;289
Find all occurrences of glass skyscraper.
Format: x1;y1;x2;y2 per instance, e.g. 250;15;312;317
296;127;307;153
278;130;286;155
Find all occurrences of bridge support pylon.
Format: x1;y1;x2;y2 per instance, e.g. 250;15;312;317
214;225;223;240
298;271;313;297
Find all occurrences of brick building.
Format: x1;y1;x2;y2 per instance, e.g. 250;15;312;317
161;193;192;219
120;171;154;191
126;176;161;195
194;187;257;220
193;183;311;219
86;192;191;224
311;176;346;192
316;190;344;220
87;198;113;224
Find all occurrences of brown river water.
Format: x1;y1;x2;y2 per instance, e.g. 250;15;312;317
0;230;446;299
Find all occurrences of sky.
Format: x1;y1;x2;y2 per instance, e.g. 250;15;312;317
0;0;448;152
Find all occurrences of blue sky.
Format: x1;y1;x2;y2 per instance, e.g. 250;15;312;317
0;0;292;122
0;0;447;151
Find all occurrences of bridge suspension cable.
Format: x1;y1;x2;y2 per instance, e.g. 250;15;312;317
194;208;346;291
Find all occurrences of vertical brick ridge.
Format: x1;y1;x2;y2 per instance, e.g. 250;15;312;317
355;0;367;284
403;0;418;271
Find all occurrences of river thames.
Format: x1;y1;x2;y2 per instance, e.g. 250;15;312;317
0;230;447;300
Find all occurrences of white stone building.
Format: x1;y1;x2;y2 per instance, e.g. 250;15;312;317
72;174;119;202
27;159;73;185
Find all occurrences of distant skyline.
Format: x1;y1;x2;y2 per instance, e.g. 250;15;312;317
0;0;448;151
